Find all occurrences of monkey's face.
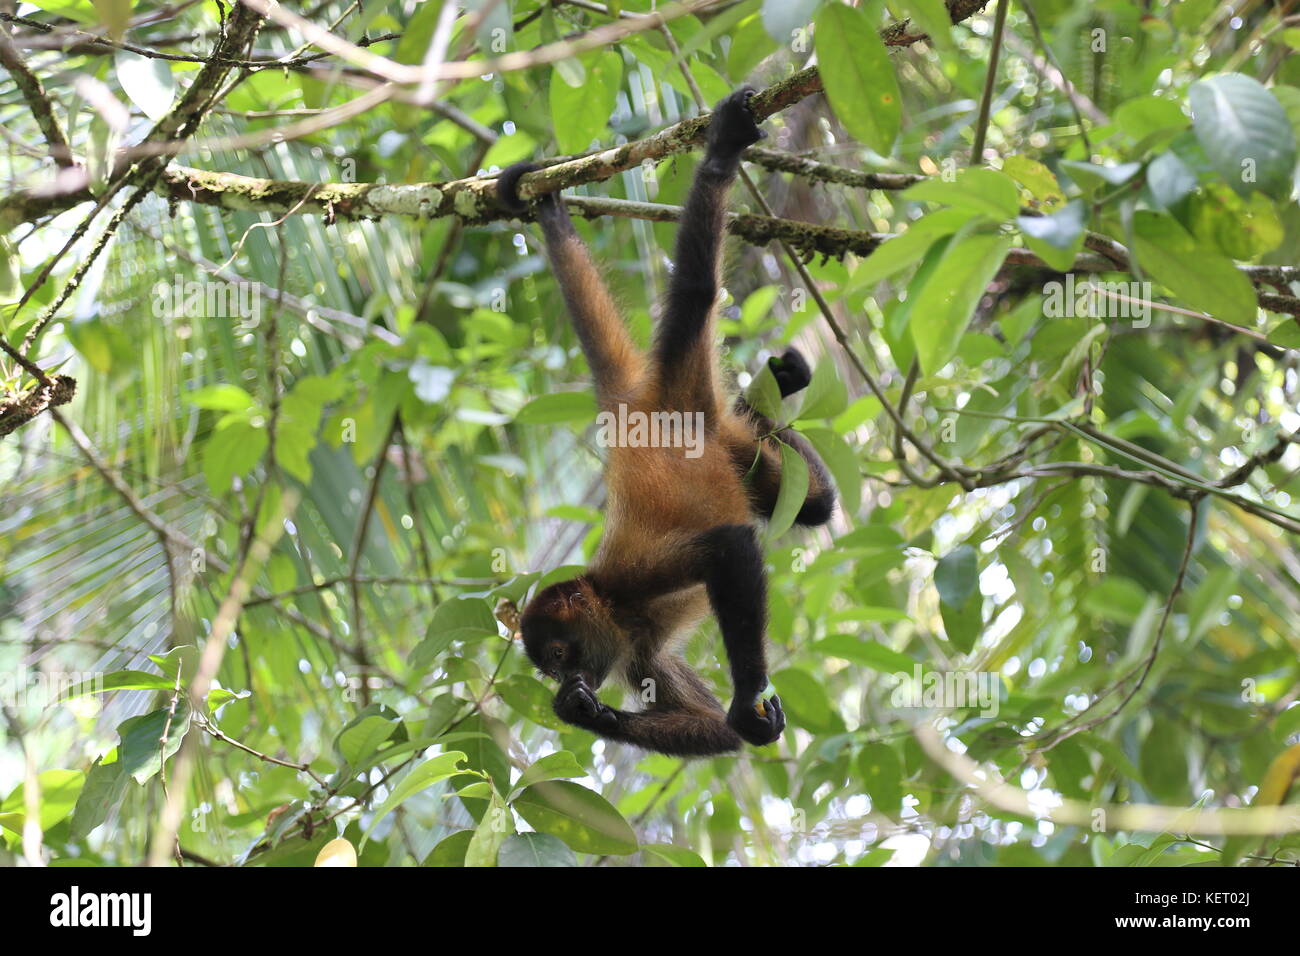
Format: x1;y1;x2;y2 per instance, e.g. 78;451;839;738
520;578;613;683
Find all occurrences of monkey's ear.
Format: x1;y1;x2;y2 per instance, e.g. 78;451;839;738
496;161;544;214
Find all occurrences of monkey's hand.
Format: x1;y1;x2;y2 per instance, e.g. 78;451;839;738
706;88;765;161
496;161;545;215
554;674;620;734
728;693;785;747
769;348;812;398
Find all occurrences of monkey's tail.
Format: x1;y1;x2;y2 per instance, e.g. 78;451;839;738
496;162;545;214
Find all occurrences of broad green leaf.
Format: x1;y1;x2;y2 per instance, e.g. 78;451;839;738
801;427;861;517
514;391;598;425
117;705;191;784
811;635;914;673
186;384;256;412
858;743;904;816
0;769;85;835
57;670;176;701
771;667;842;734
466;787;512;866
765;439;810;539
762;0;822;42
908;234;1012;373
814;3;901;154
512;751;586;796
902;169;1021;220
513;781;638;855
795;357;848;421
1131;211;1257;326
114;50;176;121
550;52;622;155
1002;155;1065;207
1189;73;1297;197
498;832;578;867
642;843;707;867
1018;201;1087;272
69;757;128;841
361;751;468;846
497;674;567;730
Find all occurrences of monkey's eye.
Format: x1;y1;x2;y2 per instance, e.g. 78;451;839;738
550;644;565;661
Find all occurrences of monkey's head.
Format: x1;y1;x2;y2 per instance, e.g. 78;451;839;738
520;576;619;684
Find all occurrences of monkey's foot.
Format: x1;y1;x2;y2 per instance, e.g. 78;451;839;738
769;348;812;397
706;87;765;158
728;693;785;747
554;674;619;733
496;161;544;214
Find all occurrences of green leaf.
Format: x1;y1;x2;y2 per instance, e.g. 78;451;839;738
514;391;598;426
1140;720;1189;804
814;3;901;154
801;427;860;517
762;0;822;42
935;546;978;607
1002;155;1065;207
765;439;810;539
902;169;1022;221
0;236;18;300
794;357;847;421
203;419;267;495
512;751;586;796
908;234;1012;374
361;751;468;846
1058;159;1142;192
186;384;256;412
811;635;914;673
114;50;176;121
1018;201;1087;272
743;362;783;420
466;787;513;866
857;743;904;816
1189;73;1297;197
642;843;707;867
771;667;842;734
512;781;638;855
498;832;578;867
69;757;128;841
413;597;500;671
424;829;473;866
497;674;567;730
1146;151;1199;210
1131;211;1258;326
57;670;176;701
117;705;190;784
335;713;401;767
550;51;622;155
0;769;85;835
846;209;974;293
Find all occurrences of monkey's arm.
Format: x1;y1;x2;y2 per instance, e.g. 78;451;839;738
654;89;764;414
497;163;640;402
692;524;785;746
553;669;743;757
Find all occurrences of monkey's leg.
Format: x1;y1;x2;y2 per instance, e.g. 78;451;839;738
553;670;742;757
497;163;641;403
653;89;764;416
691;524;786;746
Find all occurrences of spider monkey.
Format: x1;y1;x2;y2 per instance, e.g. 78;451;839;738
496;89;835;757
